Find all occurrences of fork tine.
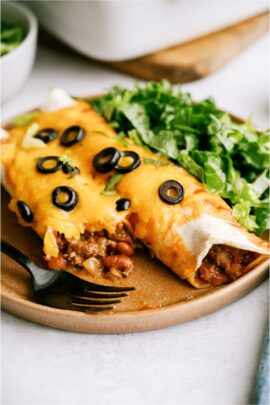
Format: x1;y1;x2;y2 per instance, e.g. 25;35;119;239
66;272;135;293
85;284;135;293
71;296;121;305
79;291;128;299
71;302;115;311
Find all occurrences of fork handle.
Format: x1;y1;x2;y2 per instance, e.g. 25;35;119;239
1;240;35;277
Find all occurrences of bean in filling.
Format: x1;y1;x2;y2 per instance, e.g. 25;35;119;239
197;244;259;286
45;224;135;279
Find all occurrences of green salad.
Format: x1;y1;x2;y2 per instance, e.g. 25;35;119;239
89;80;270;236
1;21;24;57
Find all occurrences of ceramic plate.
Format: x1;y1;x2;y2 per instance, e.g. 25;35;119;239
1;186;269;333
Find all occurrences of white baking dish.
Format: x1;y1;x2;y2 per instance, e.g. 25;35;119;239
27;0;267;61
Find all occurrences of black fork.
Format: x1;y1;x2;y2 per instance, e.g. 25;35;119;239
1;240;135;312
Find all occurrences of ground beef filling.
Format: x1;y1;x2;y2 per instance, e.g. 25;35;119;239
45;224;135;279
197;245;259;286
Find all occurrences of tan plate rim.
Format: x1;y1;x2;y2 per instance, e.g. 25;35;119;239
1;99;269;333
1;260;269;333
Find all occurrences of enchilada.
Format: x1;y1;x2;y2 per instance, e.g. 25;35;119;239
1;90;269;288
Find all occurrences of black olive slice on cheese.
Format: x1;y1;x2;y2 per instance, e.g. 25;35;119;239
159;180;184;205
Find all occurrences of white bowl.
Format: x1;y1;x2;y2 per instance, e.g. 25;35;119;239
28;0;267;62
1;1;38;103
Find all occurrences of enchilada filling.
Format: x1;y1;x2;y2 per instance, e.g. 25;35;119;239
45;224;135;279
197;245;259;286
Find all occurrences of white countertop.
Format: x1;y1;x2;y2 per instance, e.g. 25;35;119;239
1;34;269;405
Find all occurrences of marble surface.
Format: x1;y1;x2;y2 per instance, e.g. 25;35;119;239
1;33;269;405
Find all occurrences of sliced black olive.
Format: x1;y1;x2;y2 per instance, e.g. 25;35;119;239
116;198;131;212
115;151;141;174
62;163;80;178
60;125;85;146
93;147;121;174
37;156;62;174
52;186;78;211
34;128;58;143
159;180;184;205
17;200;34;223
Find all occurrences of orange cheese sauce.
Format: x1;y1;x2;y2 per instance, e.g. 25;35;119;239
1;101;268;281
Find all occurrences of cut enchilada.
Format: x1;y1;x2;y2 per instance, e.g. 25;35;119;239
1;90;269;288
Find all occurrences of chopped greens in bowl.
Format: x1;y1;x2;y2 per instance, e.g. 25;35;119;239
89;80;270;236
0;20;24;57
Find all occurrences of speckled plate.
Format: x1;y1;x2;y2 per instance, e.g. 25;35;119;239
1;186;269;333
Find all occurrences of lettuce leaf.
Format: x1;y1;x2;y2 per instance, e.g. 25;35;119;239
177;150;203;180
120;103;153;144
13;112;38;127
232;202;258;232
101;174;123;196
